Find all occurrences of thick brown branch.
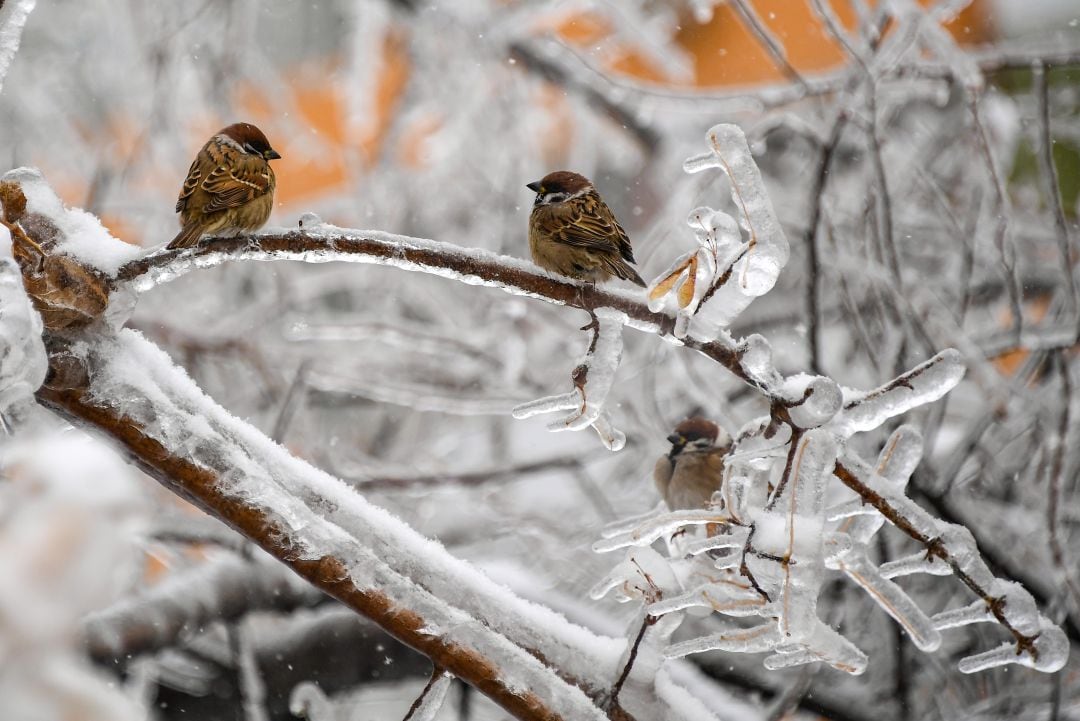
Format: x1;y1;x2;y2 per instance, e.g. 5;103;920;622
37;381;604;721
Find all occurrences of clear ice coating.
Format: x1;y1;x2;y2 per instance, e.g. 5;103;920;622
512;307;628;450
593;331;1064;675
0;258;47;432
829;349;966;438
649;123;789;336
0;0;37;94
406;671;454;721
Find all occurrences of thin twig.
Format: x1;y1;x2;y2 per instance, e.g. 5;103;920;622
272;359;311;443
1032;61;1079;321
1046;352;1080;615
969;93;1023;342
354;455;592;490
729;0;809;91
606;615;656;712
402;666;446;721
803;113;849;375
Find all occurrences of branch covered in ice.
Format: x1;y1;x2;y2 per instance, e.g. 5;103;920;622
513;308;628;450
0;0;36;95
0;257;46;433
649;124;789;338
1;171;731;721
593;342;1066;675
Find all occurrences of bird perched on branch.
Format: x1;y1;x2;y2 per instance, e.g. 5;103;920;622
526;171;646;287
167;122;281;250
654;417;731;511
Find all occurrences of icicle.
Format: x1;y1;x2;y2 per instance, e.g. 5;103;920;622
512;308;627;450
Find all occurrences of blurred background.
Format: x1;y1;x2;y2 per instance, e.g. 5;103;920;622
2;1;1080;719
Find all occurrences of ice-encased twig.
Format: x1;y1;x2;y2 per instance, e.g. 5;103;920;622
592;509;733;553
0;257;47;433
684;124;789;298
828;349;965;438
650;123;789;335
513;307;627;450
827;542;941;652
837;451;1069;673
404;670;454;721
0;0;37;95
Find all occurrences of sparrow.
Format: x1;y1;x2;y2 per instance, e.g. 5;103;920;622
654;417;731;511
167;122;281;250
526;171;646;286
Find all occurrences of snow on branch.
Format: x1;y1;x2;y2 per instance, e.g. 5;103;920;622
0;170;727;721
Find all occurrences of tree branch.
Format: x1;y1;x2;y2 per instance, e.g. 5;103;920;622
115;229;776;398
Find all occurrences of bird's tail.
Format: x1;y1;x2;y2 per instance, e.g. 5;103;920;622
616;261;647;288
167;223;203;250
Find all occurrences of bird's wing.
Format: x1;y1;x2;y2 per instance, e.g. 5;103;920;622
174;156;202;213
549;193;636;263
200;152;274;214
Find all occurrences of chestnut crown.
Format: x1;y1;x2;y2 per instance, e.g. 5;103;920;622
526;170;592;205
667;416;727;456
220;122;281;161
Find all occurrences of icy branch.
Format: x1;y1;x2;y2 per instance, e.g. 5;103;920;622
0;0;36;95
650;124;789;337
513;307;628;450
2;170;731;721
0;256;46;433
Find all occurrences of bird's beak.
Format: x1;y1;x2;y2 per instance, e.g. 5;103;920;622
526;181;542;193
667;433;684;445
265;149;282;160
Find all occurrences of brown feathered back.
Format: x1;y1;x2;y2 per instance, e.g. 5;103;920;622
168;123;278;249
527;170;645;286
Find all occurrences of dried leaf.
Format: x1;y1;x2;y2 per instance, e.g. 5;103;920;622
21;253;110;331
677;255;698;308
648;261;688;302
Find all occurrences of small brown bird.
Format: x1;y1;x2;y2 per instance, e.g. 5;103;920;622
526;171;646;286
654;417;731;511
167;122;281;250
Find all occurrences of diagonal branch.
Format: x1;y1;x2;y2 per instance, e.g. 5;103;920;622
38;370;614;721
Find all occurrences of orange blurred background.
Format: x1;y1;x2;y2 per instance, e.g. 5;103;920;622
79;0;991;244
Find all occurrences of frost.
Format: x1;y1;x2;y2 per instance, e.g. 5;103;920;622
0;258;46;432
0;0;36;95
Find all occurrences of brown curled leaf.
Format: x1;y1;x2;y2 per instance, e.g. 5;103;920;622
677;254;698;309
648;260;688;302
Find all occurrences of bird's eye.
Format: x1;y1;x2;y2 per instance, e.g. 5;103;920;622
243;143;257;154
